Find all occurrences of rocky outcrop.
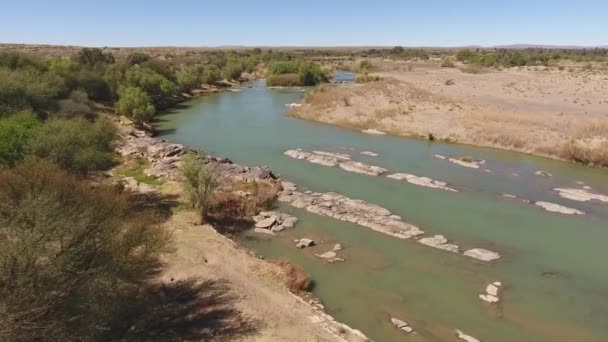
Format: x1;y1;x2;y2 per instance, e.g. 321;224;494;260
278;189;425;240
418;235;459;252
387;173;457;192
554;188;608;203
391;317;414;334
479;281;502;303
253;211;298;232
535;201;584;215
284;149;386;175
339;161;387;176
119;128;278;183
278;183;500;261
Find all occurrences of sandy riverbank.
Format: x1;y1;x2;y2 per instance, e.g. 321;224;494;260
290;60;608;167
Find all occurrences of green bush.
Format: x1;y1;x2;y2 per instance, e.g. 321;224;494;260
124;67;178;106
267;61;299;75
0;110;41;166
125;52;151;66
115;86;156;124
181;153;218;223
200;64;221;84
28;118;119;174
0;159;170;341
176;67;200;92
223;62;243;80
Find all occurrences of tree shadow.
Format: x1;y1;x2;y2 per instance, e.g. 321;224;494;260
110;278;258;341
127;192;181;222
206;216;255;236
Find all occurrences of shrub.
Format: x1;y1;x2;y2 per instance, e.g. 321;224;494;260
0;159;170;341
359;59;372;72
180;153;218;223
0;110;41;166
200;64;221;85
266;73;302;86
115;86;156;124
53;90;96;120
267;61;299;75
441;58;455;68
176;67;200;92
354;74;382;83
28;118;119;174
461;63;483;74
274;260;312;293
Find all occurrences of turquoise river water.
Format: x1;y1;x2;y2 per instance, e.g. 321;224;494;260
155;79;608;341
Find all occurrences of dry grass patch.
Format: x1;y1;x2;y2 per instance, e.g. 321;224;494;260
273;260;313;294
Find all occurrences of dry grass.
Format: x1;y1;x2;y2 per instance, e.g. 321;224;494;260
273;260;313;294
210;179;280;220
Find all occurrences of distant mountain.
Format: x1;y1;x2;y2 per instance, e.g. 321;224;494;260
492;44;608;49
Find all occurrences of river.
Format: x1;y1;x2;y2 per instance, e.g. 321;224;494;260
155;78;608;341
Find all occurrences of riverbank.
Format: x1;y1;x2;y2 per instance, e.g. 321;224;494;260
109;118;369;341
289;60;608;167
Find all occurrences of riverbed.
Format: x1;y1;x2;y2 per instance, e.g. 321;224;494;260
155;79;608;341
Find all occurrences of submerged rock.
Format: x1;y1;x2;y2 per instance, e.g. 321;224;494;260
418;235;459;252
312;150;351;160
535;201;584;215
361;129;386;135
535;170;552;177
554;188;608;203
448;157;484;169
463;248;501;262
254;228;276;236
339;161;387;176
387;173;457;192
360;151;379;157
284;149;339;167
390;318;414;334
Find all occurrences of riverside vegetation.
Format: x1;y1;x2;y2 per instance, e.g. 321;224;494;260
0;47;345;341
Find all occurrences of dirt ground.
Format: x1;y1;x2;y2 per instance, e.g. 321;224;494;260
142;181;365;342
291;59;608;166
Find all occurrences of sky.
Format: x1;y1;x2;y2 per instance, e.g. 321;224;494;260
1;0;606;47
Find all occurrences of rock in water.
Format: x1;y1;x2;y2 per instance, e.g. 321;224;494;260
455;329;480;342
361;129;386;135
254;228;276;236
418;235;460;252
296;238;315;248
338;161;387;176
255;217;276;228
535;201;584;215
554;188;608;203
391;318;414;334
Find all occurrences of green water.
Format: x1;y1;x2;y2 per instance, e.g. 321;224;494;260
156;80;608;341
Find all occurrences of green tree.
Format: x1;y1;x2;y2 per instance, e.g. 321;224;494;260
115;86;155;125
125;52;151;66
0;67;67;116
27;118;119;174
200;64;221;84
71;47;115;65
0;110;41;166
124;67;177;105
181;153;218;223
222;62;243;80
176;67;200;92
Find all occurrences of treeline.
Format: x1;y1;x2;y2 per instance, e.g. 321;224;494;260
455;48;608;67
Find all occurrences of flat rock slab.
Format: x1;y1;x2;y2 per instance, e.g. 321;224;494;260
255;217;276;228
339;161;387;176
418;235;460;252
455;329;480;342
312;150;351;160
448;158;485;169
387;173;457;192
555;188;608;203
463;248;501;262
535;201;584;215
360;151;379;157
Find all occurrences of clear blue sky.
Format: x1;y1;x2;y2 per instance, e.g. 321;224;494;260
1;0;606;47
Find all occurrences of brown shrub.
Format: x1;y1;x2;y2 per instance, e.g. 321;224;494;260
274;260;312;294
560;140;608;167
